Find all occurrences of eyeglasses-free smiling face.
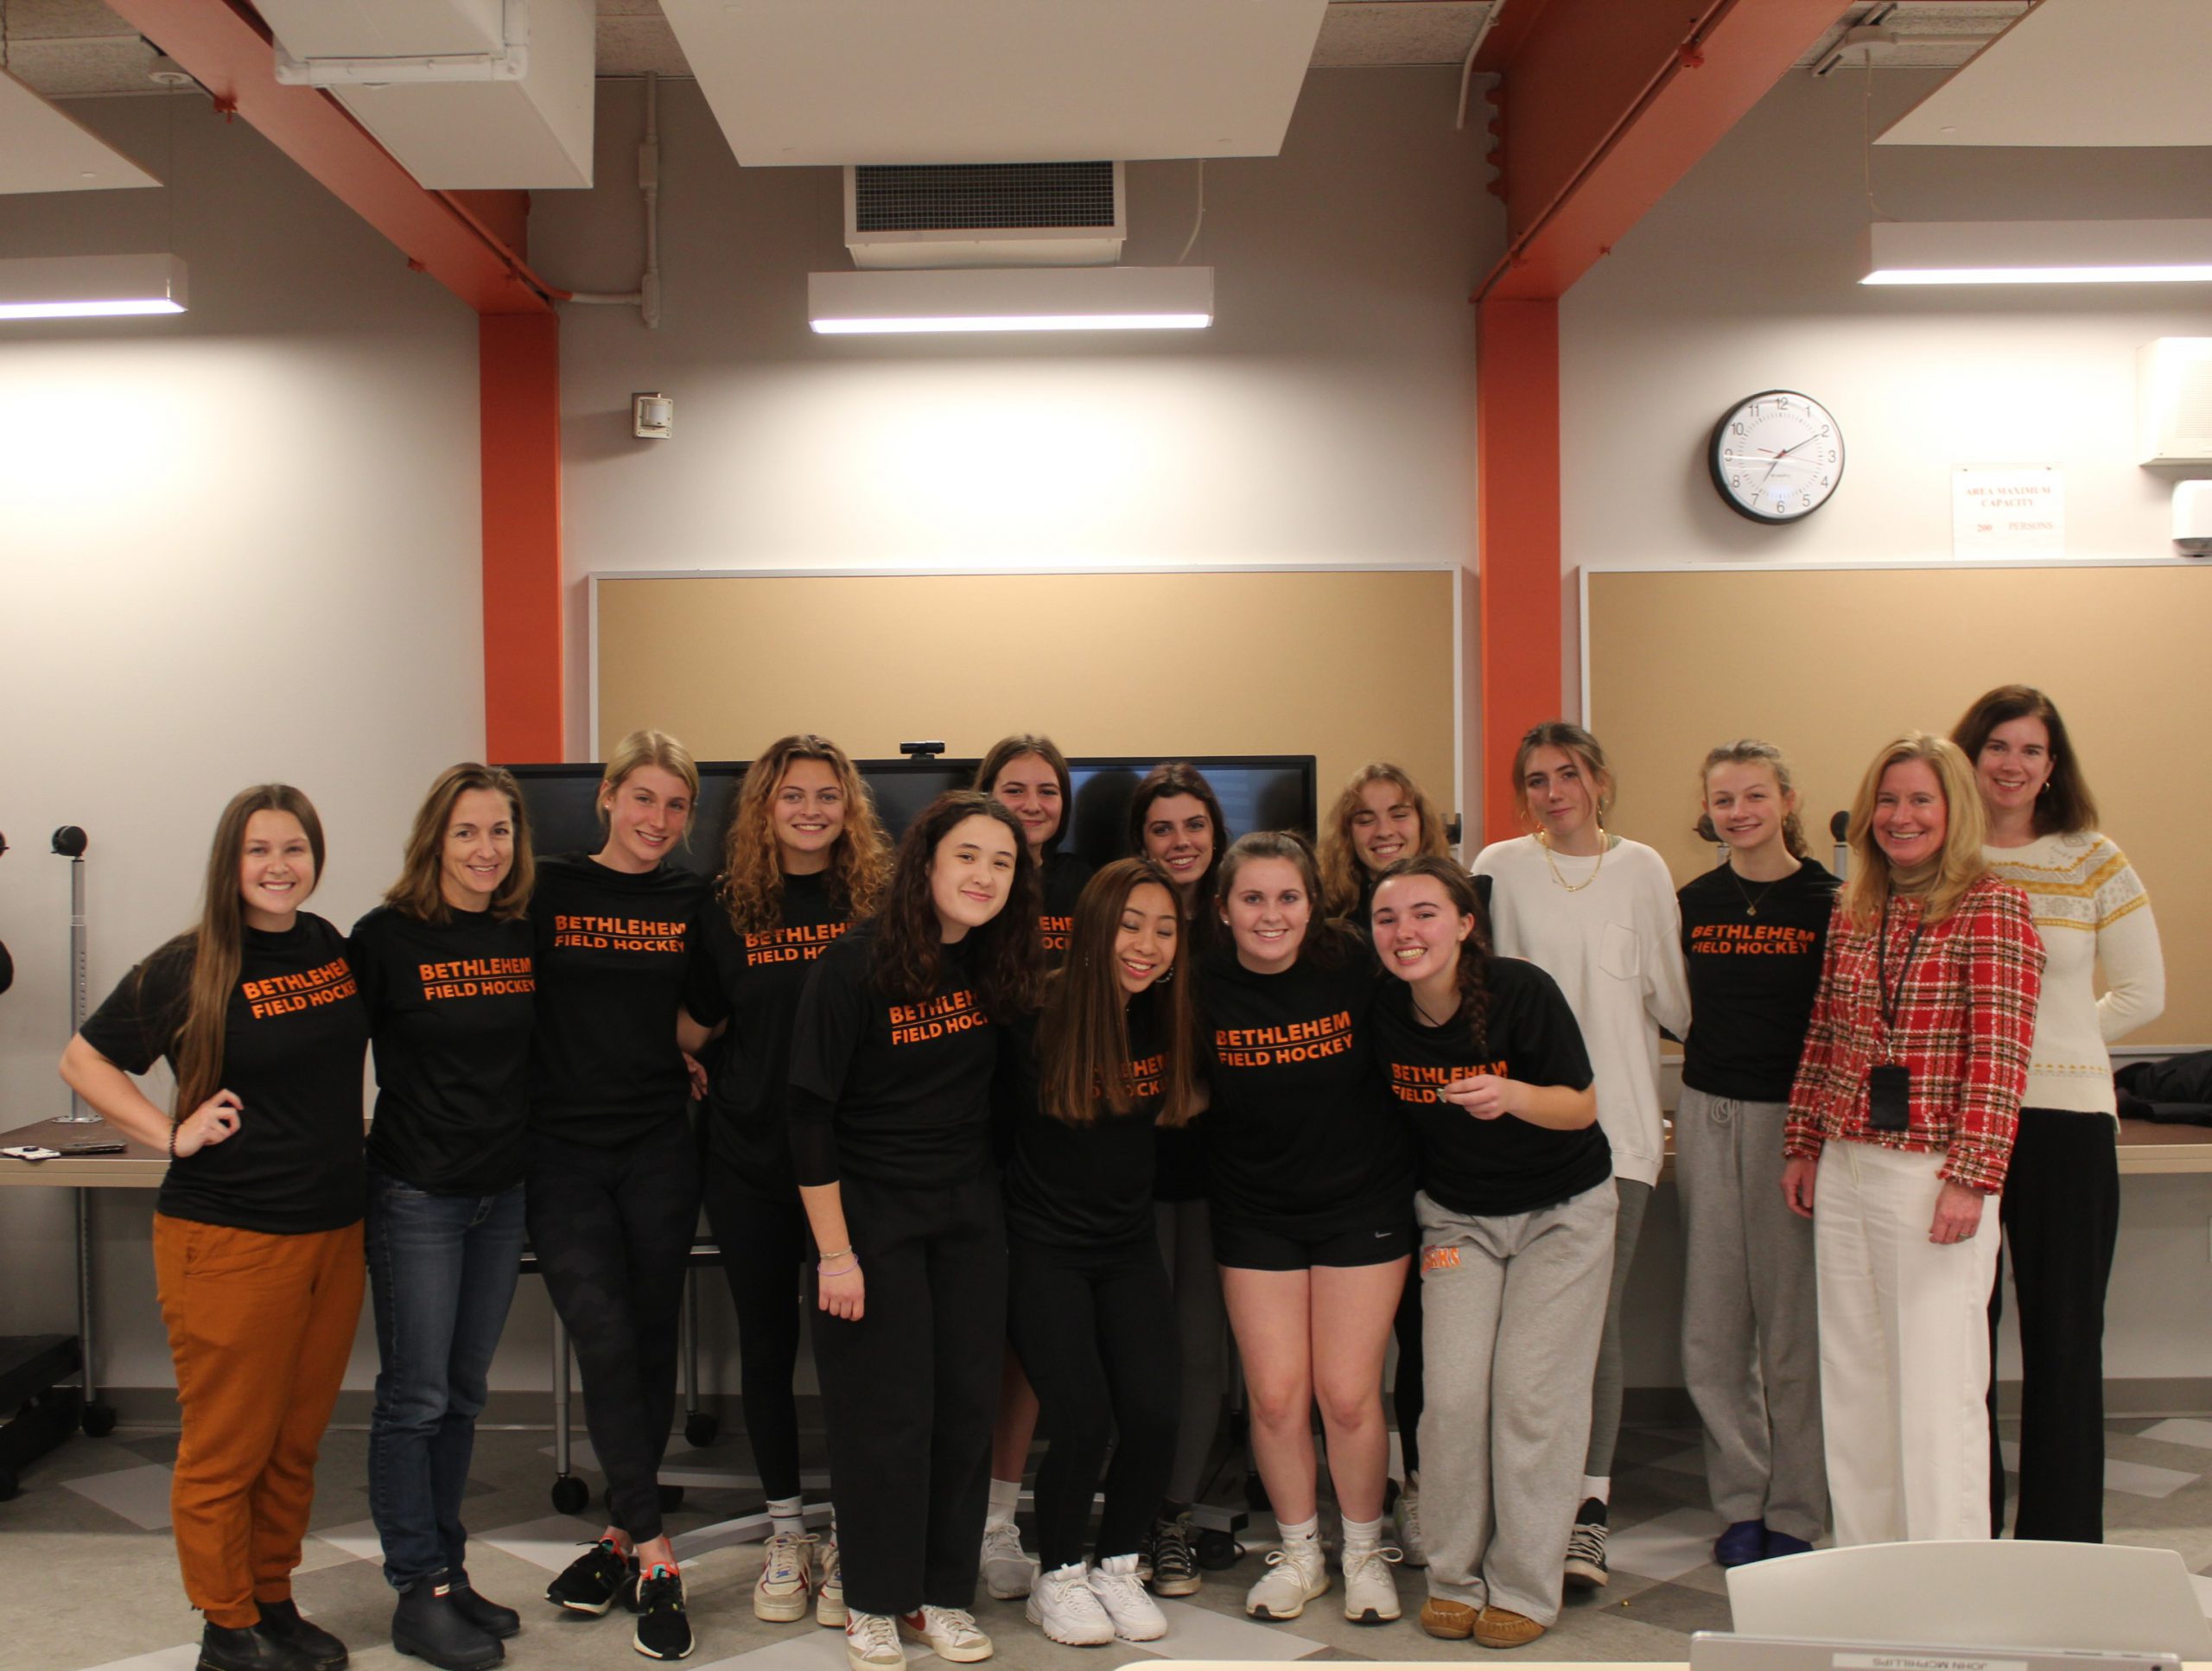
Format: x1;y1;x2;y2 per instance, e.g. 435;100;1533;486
1114;880;1179;995
1370;871;1471;987
1872;757;1948;873
441;787;515;912
1703;759;1792;859
1974;715;2054;823
772;758;847;871
239;809;315;931
989;752;1063;855
930;813;1020;941
600;765;691;874
1222;856;1310;974
1351;779;1421;874
1141;793;1214;893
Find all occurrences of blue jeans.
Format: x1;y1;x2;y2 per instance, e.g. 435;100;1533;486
365;1169;527;1591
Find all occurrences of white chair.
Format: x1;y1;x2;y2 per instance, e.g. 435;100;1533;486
1726;1540;2212;1659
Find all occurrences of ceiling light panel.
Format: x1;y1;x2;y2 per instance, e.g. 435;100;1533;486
0;67;160;194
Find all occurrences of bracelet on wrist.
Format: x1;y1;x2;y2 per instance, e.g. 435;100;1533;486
819;1256;859;1275
817;1245;852;1261
168;1120;181;1161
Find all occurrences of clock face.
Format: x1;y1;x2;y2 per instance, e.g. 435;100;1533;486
1708;391;1845;524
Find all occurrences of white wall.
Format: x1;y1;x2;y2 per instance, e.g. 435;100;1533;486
0;93;484;1390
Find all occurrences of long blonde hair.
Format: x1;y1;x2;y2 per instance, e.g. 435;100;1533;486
1840;733;1987;927
718;734;890;931
1318;761;1450;919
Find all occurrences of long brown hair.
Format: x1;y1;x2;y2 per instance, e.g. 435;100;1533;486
871;791;1041;1017
384;764;534;924
169;785;327;1116
1319;760;1450;919
1949;683;2099;838
974;734;1075;857
1692;739;1812;861
1510;721;1612;828
1840;733;1988;928
719;734;891;932
1372;855;1494;1048
1127;761;1232;931
1036;859;1200;1128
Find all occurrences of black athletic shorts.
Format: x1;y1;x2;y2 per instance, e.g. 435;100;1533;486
1211;1211;1414;1272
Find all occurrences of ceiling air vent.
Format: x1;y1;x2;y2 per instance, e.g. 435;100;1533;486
843;162;1124;270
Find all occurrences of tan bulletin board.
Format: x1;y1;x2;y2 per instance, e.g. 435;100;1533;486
594;568;1462;840
1586;562;2208;1046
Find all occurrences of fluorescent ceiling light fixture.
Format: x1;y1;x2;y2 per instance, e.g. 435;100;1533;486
1863;219;2212;286
0;253;188;319
810;265;1212;334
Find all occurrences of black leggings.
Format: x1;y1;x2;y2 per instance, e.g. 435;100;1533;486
526;1116;701;1544
1007;1237;1179;1573
701;1156;810;1502
1394;1259;1423;1477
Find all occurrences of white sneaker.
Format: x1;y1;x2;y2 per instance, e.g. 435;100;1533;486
979;1520;1037;1601
1394;1481;1429;1568
1340;1538;1402;1624
1244;1533;1329;1620
1025;1562;1115;1647
1088;1553;1166;1642
899;1604;994;1662
753;1530;815;1623
817;1537;846;1629
845;1611;902;1671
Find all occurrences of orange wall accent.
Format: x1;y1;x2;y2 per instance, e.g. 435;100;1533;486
1474;295;1559;848
480;315;565;763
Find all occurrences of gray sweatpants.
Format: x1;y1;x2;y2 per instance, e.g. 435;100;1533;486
1584;1176;1650;1478
1675;1087;1827;1541
1417;1183;1615;1626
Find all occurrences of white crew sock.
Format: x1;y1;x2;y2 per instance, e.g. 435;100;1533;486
1580;1475;1611;1506
987;1477;1022;1526
767;1494;804;1540
1275;1514;1319;1545
1340;1513;1384;1549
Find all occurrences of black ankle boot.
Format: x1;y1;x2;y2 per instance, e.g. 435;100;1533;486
252;1600;349;1671
199;1623;314;1671
392;1577;504;1671
447;1581;520;1640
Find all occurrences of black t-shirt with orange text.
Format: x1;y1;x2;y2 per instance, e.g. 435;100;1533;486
1679;858;1839;1103
787;923;1000;1189
1197;937;1415;1236
1036;850;1095;969
1372;960;1606;1218
529;852;708;1147
352;903;536;1196
686;869;855;1191
1002;1001;1166;1251
81;913;368;1235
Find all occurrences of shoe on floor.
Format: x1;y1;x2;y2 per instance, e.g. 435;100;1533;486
981;1519;1038;1601
391;1578;503;1671
253;1599;348;1671
632;1565;693;1661
198;1623;316;1671
447;1583;521;1640
1145;1509;1200;1598
899;1604;994;1662
1089;1553;1166;1642
1420;1597;1477;1641
547;1539;638;1617
845;1611;903;1671
1473;1605;1548;1649
1764;1530;1816;1559
1341;1538;1402;1624
1563;1500;1609;1591
1713;1519;1767;1568
817;1537;848;1628
1244;1534;1329;1621
1394;1479;1429;1568
754;1530;816;1623
1025;1562;1115;1647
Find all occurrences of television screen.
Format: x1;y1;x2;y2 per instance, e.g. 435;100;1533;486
504;755;1315;877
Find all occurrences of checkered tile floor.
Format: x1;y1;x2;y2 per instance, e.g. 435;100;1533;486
20;1414;2212;1671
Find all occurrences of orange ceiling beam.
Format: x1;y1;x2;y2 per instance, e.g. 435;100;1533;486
101;0;553;316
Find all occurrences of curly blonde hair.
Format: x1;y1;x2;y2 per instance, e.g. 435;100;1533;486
718;734;890;932
1318;761;1449;920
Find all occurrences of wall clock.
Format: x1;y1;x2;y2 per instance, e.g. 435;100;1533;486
1708;391;1845;524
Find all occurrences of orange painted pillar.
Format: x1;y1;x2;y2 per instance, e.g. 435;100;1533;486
1474;294;1561;846
480;313;565;763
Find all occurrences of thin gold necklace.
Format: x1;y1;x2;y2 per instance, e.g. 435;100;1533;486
1541;824;1607;893
1729;867;1786;918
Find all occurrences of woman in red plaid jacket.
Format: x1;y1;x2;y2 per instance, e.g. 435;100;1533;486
1780;733;2044;1547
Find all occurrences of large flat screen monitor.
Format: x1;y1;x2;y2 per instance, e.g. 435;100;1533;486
505;755;1316;876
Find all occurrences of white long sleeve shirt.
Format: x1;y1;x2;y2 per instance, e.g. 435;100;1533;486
1472;836;1692;1185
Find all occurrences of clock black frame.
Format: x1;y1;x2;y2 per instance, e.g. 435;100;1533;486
1707;390;1846;525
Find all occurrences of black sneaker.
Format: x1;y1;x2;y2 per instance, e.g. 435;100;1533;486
632;1565;694;1661
1564;1497;1609;1591
448;1583;521;1640
199;1624;315;1671
1147;1511;1200;1598
253;1599;349;1671
547;1539;638;1617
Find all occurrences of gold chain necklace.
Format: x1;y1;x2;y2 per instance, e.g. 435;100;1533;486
1540;825;1607;893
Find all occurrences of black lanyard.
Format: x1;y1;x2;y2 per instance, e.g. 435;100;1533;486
1876;895;1931;1034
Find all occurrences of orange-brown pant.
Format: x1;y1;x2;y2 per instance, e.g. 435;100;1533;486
153;1213;365;1628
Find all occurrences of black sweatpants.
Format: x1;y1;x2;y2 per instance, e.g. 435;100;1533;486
701;1155;811;1503
1394;1261;1424;1477
1988;1107;2120;1541
811;1170;1006;1617
526;1115;702;1544
1007;1236;1180;1573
